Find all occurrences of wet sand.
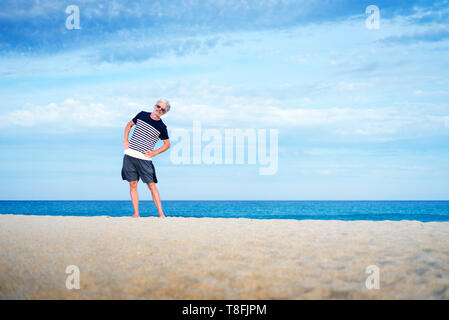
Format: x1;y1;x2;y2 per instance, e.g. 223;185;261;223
1;214;448;299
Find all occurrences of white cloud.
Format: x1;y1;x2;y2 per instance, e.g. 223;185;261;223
286;55;308;64
1;81;447;143
0;98;128;130
413;89;449;96
337;81;371;91
316;169;332;175
427;115;449;128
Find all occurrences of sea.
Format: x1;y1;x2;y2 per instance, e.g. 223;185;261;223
1;200;449;222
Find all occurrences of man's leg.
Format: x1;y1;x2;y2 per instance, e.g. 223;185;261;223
129;180;140;217
147;182;165;218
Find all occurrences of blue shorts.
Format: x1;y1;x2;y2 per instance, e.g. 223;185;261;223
121;154;158;183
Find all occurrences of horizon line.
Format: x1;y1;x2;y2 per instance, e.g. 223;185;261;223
1;199;449;202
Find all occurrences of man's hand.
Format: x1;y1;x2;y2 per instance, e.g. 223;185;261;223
144;150;158;158
123;140;130;149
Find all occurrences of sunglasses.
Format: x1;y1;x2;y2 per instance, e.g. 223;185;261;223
156;104;168;113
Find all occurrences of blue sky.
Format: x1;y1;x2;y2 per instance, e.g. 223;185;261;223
1;0;449;200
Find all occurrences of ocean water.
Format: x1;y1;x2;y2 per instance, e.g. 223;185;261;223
1;200;449;222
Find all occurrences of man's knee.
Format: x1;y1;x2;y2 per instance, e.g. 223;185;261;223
147;182;157;190
129;181;138;189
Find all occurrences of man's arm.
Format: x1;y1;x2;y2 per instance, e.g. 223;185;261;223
144;139;170;157
123;120;135;149
154;139;170;155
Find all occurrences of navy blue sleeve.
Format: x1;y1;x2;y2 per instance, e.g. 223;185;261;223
132;111;143;124
160;126;169;140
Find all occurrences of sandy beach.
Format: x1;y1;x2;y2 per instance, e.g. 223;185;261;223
1;214;448;299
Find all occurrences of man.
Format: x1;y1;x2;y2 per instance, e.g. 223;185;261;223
122;99;171;218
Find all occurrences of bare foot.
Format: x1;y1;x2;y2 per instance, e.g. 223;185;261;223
158;212;166;218
132;214;140;218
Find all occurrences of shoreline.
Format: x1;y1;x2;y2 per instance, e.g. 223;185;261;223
1;214;448;299
1;213;446;222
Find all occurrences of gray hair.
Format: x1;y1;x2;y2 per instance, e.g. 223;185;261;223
157;98;171;112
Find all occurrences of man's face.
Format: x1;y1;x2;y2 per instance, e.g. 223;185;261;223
154;102;168;117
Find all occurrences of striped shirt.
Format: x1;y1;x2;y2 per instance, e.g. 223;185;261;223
124;111;169;161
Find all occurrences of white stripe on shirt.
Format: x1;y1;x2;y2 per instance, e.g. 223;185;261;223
124;148;152;161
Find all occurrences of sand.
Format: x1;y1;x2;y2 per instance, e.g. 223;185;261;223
1;214;448;299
